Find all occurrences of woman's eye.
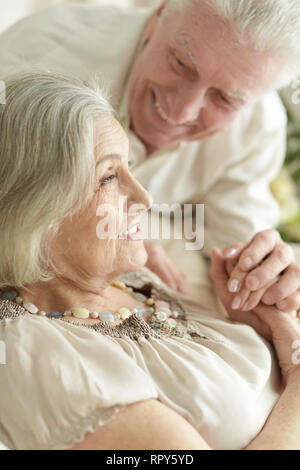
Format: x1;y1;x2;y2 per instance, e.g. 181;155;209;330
100;174;116;186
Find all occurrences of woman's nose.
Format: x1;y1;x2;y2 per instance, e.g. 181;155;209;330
127;176;153;214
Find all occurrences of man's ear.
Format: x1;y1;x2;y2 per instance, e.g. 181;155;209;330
143;2;167;43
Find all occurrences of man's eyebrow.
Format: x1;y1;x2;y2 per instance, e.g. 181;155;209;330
177;39;247;104
96;154;122;167
177;39;200;72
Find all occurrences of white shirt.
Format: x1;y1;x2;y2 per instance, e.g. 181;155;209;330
0;2;287;254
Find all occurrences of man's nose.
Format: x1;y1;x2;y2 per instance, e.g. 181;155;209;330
167;87;207;125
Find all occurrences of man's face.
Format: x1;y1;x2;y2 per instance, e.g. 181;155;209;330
129;2;281;152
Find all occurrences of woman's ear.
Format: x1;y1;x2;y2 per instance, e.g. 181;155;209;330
143;2;167;44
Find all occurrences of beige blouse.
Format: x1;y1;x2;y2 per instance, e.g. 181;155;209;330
0;268;280;450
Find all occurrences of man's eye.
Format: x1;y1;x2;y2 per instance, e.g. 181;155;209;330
175;56;186;68
100;174;116;186
219;94;229;104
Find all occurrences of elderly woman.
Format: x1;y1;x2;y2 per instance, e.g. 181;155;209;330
0;72;299;451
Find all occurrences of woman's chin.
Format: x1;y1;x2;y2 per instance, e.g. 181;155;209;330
122;243;148;273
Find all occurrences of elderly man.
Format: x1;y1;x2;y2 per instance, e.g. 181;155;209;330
0;0;300;313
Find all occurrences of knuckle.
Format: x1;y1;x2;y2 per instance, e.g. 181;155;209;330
258;231;272;245
274;244;291;265
269;285;286;302
262;229;280;241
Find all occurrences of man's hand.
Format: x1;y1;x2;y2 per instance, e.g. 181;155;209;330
144;241;190;295
222;230;300;314
210;247;300;381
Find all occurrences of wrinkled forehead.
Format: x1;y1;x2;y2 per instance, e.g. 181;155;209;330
163;2;243;52
94;116;129;160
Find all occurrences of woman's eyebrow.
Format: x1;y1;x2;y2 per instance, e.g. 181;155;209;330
96;154;122;168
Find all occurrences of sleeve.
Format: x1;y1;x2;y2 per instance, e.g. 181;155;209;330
201;91;287;256
0;5;68;78
0;4;93;79
0;315;157;450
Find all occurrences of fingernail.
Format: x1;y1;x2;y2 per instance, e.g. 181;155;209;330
242;257;253;269
224;248;238;258
247;276;259;290
232;296;241;310
242;301;249;311
229;280;239;293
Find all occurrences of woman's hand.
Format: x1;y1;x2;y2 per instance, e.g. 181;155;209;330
210;247;300;383
144;241;190;295
222;230;300;314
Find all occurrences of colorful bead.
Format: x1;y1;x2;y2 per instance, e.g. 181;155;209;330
71;307;90;319
132;292;147;302
23;302;39;314
174;307;185;317
156;311;167;322
146;307;155;314
63;310;72;317
167;318;177;328
48;312;63;319
15;296;23;304
38;311;46;316
171;311;179;319
90;311;99;319
112;280;126;290
158;307;171;317
100;311;115;323
118;307;132;319
146;298;155;306
1;290;18;301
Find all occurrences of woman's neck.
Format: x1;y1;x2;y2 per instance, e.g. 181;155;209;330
16;274;145;318
17;275;114;314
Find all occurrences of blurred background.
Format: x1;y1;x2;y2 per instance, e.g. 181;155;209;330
0;0;299;242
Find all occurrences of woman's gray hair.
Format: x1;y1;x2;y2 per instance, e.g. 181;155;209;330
160;0;300;89
0;70;113;288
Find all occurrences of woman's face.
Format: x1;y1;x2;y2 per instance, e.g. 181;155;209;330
51;116;152;284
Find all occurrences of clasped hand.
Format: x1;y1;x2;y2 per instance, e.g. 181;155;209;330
222;229;300;315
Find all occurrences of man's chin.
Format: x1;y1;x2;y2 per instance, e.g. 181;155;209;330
141;131;180;153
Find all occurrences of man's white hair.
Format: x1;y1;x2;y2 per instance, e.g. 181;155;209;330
161;0;300;89
0;70;113;288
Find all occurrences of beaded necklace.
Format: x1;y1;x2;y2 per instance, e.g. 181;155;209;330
0;279;180;328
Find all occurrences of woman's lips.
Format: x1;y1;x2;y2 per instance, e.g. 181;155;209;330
119;223;143;241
